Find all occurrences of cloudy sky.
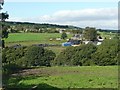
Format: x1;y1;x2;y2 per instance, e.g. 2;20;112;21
3;2;118;29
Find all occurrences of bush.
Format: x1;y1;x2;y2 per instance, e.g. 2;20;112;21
54;44;97;66
61;32;67;39
92;39;119;66
2;46;56;75
25;46;56;66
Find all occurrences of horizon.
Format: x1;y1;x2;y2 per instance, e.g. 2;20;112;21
2;2;118;30
6;20;118;30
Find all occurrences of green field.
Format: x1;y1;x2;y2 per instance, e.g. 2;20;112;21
5;66;118;89
5;33;72;46
5;32;117;46
97;31;117;39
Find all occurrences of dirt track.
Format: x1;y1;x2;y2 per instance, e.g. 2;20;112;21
11;67;80;77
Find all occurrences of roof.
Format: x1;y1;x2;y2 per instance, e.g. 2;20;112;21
69;40;81;45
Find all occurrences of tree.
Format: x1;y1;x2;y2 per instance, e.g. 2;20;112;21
0;12;9;21
41;49;56;66
25;46;56;66
83;27;97;41
92;39;119;66
54;44;97;66
72;30;82;34
25;46;44;66
61;32;67;39
2;46;27;75
0;1;9;48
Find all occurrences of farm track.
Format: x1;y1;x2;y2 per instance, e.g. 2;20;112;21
11;66;118;77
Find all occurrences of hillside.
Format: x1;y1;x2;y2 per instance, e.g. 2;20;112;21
2;21;118;33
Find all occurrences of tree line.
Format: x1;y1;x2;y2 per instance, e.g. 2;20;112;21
2;21;82;33
54;39;119;66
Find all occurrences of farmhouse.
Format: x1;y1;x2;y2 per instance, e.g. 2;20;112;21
59;29;66;33
83;40;103;45
71;34;83;40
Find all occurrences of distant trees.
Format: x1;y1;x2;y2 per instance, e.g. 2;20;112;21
83;27;97;41
61;32;67;39
71;30;82;34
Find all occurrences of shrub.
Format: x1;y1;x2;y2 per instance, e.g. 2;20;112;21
54;44;97;66
25;46;56;66
92;39;119;66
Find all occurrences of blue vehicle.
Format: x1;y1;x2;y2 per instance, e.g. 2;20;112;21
62;42;72;46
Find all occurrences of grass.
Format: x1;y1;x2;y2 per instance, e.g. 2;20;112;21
45;46;66;56
4;66;118;89
5;33;69;55
3;32;118;89
97;31;117;39
5;33;72;46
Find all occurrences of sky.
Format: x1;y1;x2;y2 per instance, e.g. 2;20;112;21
2;1;119;30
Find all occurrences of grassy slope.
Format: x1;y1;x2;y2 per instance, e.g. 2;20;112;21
6;66;118;88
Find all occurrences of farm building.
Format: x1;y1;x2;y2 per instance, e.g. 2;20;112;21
68;39;81;45
71;34;83;40
59;29;66;33
83;40;102;45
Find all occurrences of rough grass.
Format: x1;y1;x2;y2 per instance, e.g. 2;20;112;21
5;66;118;89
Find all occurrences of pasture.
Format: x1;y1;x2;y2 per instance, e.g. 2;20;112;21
4;66;118;89
5;33;72;46
97;31;117;39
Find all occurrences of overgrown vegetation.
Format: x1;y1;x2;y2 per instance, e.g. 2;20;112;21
2;46;56;75
54;39;119;66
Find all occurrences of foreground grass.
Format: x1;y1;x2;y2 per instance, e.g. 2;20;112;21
4;66;118;89
5;33;72;46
